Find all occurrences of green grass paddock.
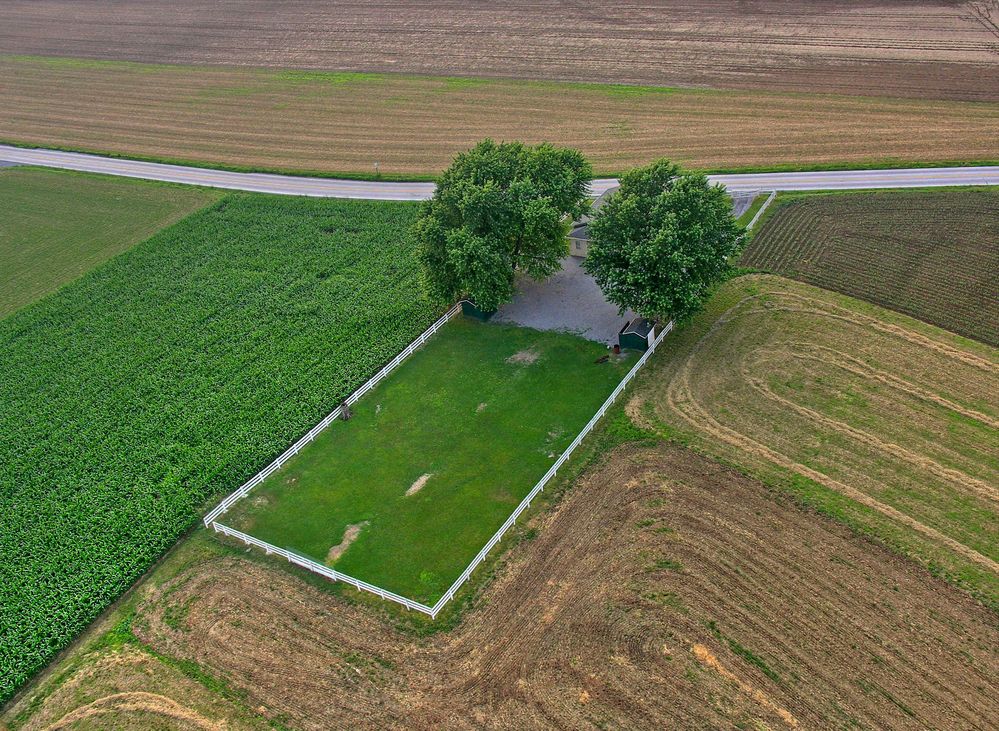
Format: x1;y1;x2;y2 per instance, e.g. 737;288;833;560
225;318;637;603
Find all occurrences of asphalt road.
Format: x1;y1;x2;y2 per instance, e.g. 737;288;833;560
2;145;997;200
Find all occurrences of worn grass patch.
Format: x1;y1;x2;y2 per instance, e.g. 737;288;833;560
0;166;218;318
224;318;636;603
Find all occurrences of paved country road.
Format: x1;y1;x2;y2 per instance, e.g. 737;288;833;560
2;145;997;200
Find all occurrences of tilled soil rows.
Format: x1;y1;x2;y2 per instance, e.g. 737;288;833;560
19;446;994;730
1;1;998;100
2;57;997;178
742;189;999;346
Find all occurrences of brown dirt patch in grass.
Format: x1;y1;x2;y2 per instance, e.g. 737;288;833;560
97;444;999;730
326;522;369;564
405;474;432;497
0;57;996;178
640;274;999;606
1;1;997;100
505;349;540;365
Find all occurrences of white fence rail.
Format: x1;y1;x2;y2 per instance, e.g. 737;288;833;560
203;303;462;526
746;190;777;231
207;310;674;619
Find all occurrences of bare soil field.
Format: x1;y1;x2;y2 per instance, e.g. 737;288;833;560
741;188;999;345
633;275;999;610
6;445;997;730
2;57;997;178
1;1;998;100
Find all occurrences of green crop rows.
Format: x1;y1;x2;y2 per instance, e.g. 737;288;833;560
0;193;437;702
741;188;999;346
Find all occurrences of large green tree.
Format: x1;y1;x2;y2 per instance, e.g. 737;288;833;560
584;159;745;323
414;139;592;311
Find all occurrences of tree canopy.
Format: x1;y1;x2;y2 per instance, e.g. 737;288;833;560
584;159;745;323
414;139;592;311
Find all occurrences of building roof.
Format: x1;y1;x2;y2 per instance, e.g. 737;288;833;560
620;317;654;338
569;223;590;241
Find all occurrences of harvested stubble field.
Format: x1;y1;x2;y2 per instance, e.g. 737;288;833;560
2;56;998;178
1;1;998;100
741;188;999;345
5;445;997;730
631;275;999;609
0;167;218;318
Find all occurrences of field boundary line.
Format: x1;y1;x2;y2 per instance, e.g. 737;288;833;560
206;308;673;618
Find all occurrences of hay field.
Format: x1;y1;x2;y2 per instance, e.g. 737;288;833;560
0;167;218;318
632;275;999;609
742;188;999;346
6;446;997;730
1;1;998;100
2;57;998;178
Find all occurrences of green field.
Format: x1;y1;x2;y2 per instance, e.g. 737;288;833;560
0;166;218;318
0;193;439;703
225;318;636;603
741;188;999;345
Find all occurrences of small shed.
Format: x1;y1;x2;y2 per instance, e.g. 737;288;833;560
568;223;590;257
461;300;496;321
619;317;656;351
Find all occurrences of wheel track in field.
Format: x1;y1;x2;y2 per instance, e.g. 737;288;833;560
663;289;999;574
742;351;999;505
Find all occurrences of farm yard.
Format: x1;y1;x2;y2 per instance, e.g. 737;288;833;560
6;446;998;730
2;56;998;178
223;319;636;603
2;0;998;100
632;275;999;609
0;192;440;703
742;188;999;345
0;166;218;318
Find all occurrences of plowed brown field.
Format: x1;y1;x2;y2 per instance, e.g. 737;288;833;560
1;1;998;100
634;274;999;610
2;57;997;177
7;446;997;730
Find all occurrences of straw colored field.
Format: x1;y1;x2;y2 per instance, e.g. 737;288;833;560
1;1;998;100
2;56;998;178
223;318;637;604
741;188;999;345
7;446;997;730
0;167;217;318
631;275;999;608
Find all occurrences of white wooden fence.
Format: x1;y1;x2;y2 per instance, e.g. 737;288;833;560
203;302;462;526
206;310;674;619
746;190;777;231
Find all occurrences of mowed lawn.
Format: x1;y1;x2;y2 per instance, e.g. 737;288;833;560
225;318;636;603
0;166;218;318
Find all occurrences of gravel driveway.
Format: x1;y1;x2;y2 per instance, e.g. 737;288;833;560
494;256;634;345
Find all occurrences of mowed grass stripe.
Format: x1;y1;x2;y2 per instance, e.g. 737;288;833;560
2;56;997;177
225;319;636;603
0;193;438;703
637;275;999;609
0;167;218;318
